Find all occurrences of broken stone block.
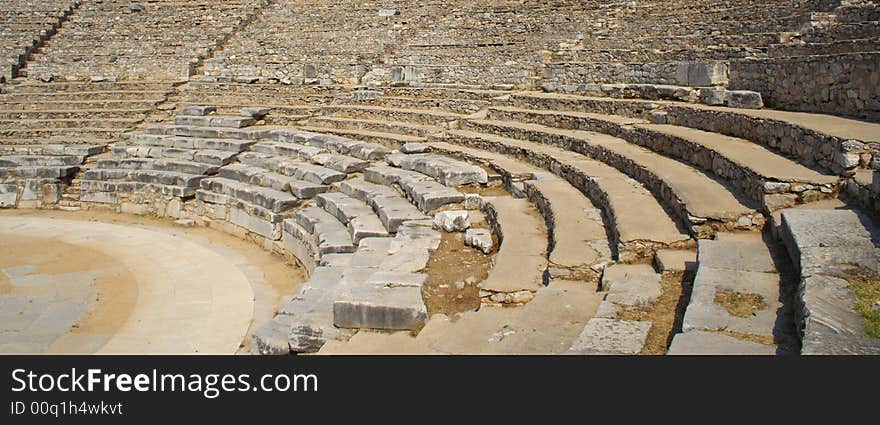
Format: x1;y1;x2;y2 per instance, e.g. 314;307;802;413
240;106;271;118
726;90;764;109
679;62;728;86
433;210;470;232
0;184;18;208
465;228;493;253
567;318;651;355
400;142;428;154
180;105;216;116
699;87;728;106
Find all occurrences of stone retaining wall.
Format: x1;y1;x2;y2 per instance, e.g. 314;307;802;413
729;52;880;121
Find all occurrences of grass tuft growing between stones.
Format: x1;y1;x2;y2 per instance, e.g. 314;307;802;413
615;271;693;355
713;290;768;318
847;276;880;338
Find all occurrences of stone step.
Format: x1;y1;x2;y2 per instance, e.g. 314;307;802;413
667;330;777;355
236;152;346;185
363;165;465;213
426;140;612;279
143;123;272;140
0;99;165;110
428;129;691;259
270;128;390;161
110;145;238;166
250;140;325;160
80;180;196;200
217;163;329;199
0;108;150;119
487;106;841;211
349;95;489;114
0;155;82;167
454;121;762;236
478;196;549;302
200;177;300;213
0;127;128;139
11;82;172;93
321;104;463;126
316;192;391;243
0;165;79;179
173;114;256;128
385;152;488;186
309;152;369;174
332;271;428;330
292;207;356;255
307;116;442;137
82;168;206;188
506;91;880;175
339;178;428;233
95;157;218;175
678;233;786;353
175;101;319;118
128;133;256;152
0;144;105;157
252;266;350;354
778;209;880;355
296;125;426;148
1;91;168;102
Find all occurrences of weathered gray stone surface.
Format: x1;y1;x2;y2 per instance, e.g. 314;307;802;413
682;266;781;337
600;264;661;307
654;249;697;273
0;183;18;208
780;210;880;354
465;228;493;254
386;153;488;186
433;210;470;232
180;105;216;116
668;330;776;355
567;318;651;355
698;238;776;273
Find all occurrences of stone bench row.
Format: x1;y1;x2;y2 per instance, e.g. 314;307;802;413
778;209;880;355
484;106;839;212
505;92;879;176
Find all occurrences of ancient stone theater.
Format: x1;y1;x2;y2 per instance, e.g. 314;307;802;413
0;0;878;355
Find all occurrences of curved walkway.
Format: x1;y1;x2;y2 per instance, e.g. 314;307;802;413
0;215;258;354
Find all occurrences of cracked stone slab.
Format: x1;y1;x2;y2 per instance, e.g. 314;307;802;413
600;264;661;307
567;318;651;355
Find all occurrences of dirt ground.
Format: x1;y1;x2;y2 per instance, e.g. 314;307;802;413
0;234;137;353
616;270;695;355
0;209;305;353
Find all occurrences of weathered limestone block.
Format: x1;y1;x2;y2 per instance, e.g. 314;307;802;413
465;228;494;253
726;90;764;109
433;210;470;232
180;105;216;116
567;318;651;355
0;184;18;208
600;264;662;307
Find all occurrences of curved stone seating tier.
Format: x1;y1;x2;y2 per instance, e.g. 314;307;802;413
0;81;173;145
429;129;693;260
458;119;764;235
778;209;880;355
22;0;268;82
426;141;612;281
485;106;840;213
505;92;880;176
0;147;97;208
0;0;78;82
